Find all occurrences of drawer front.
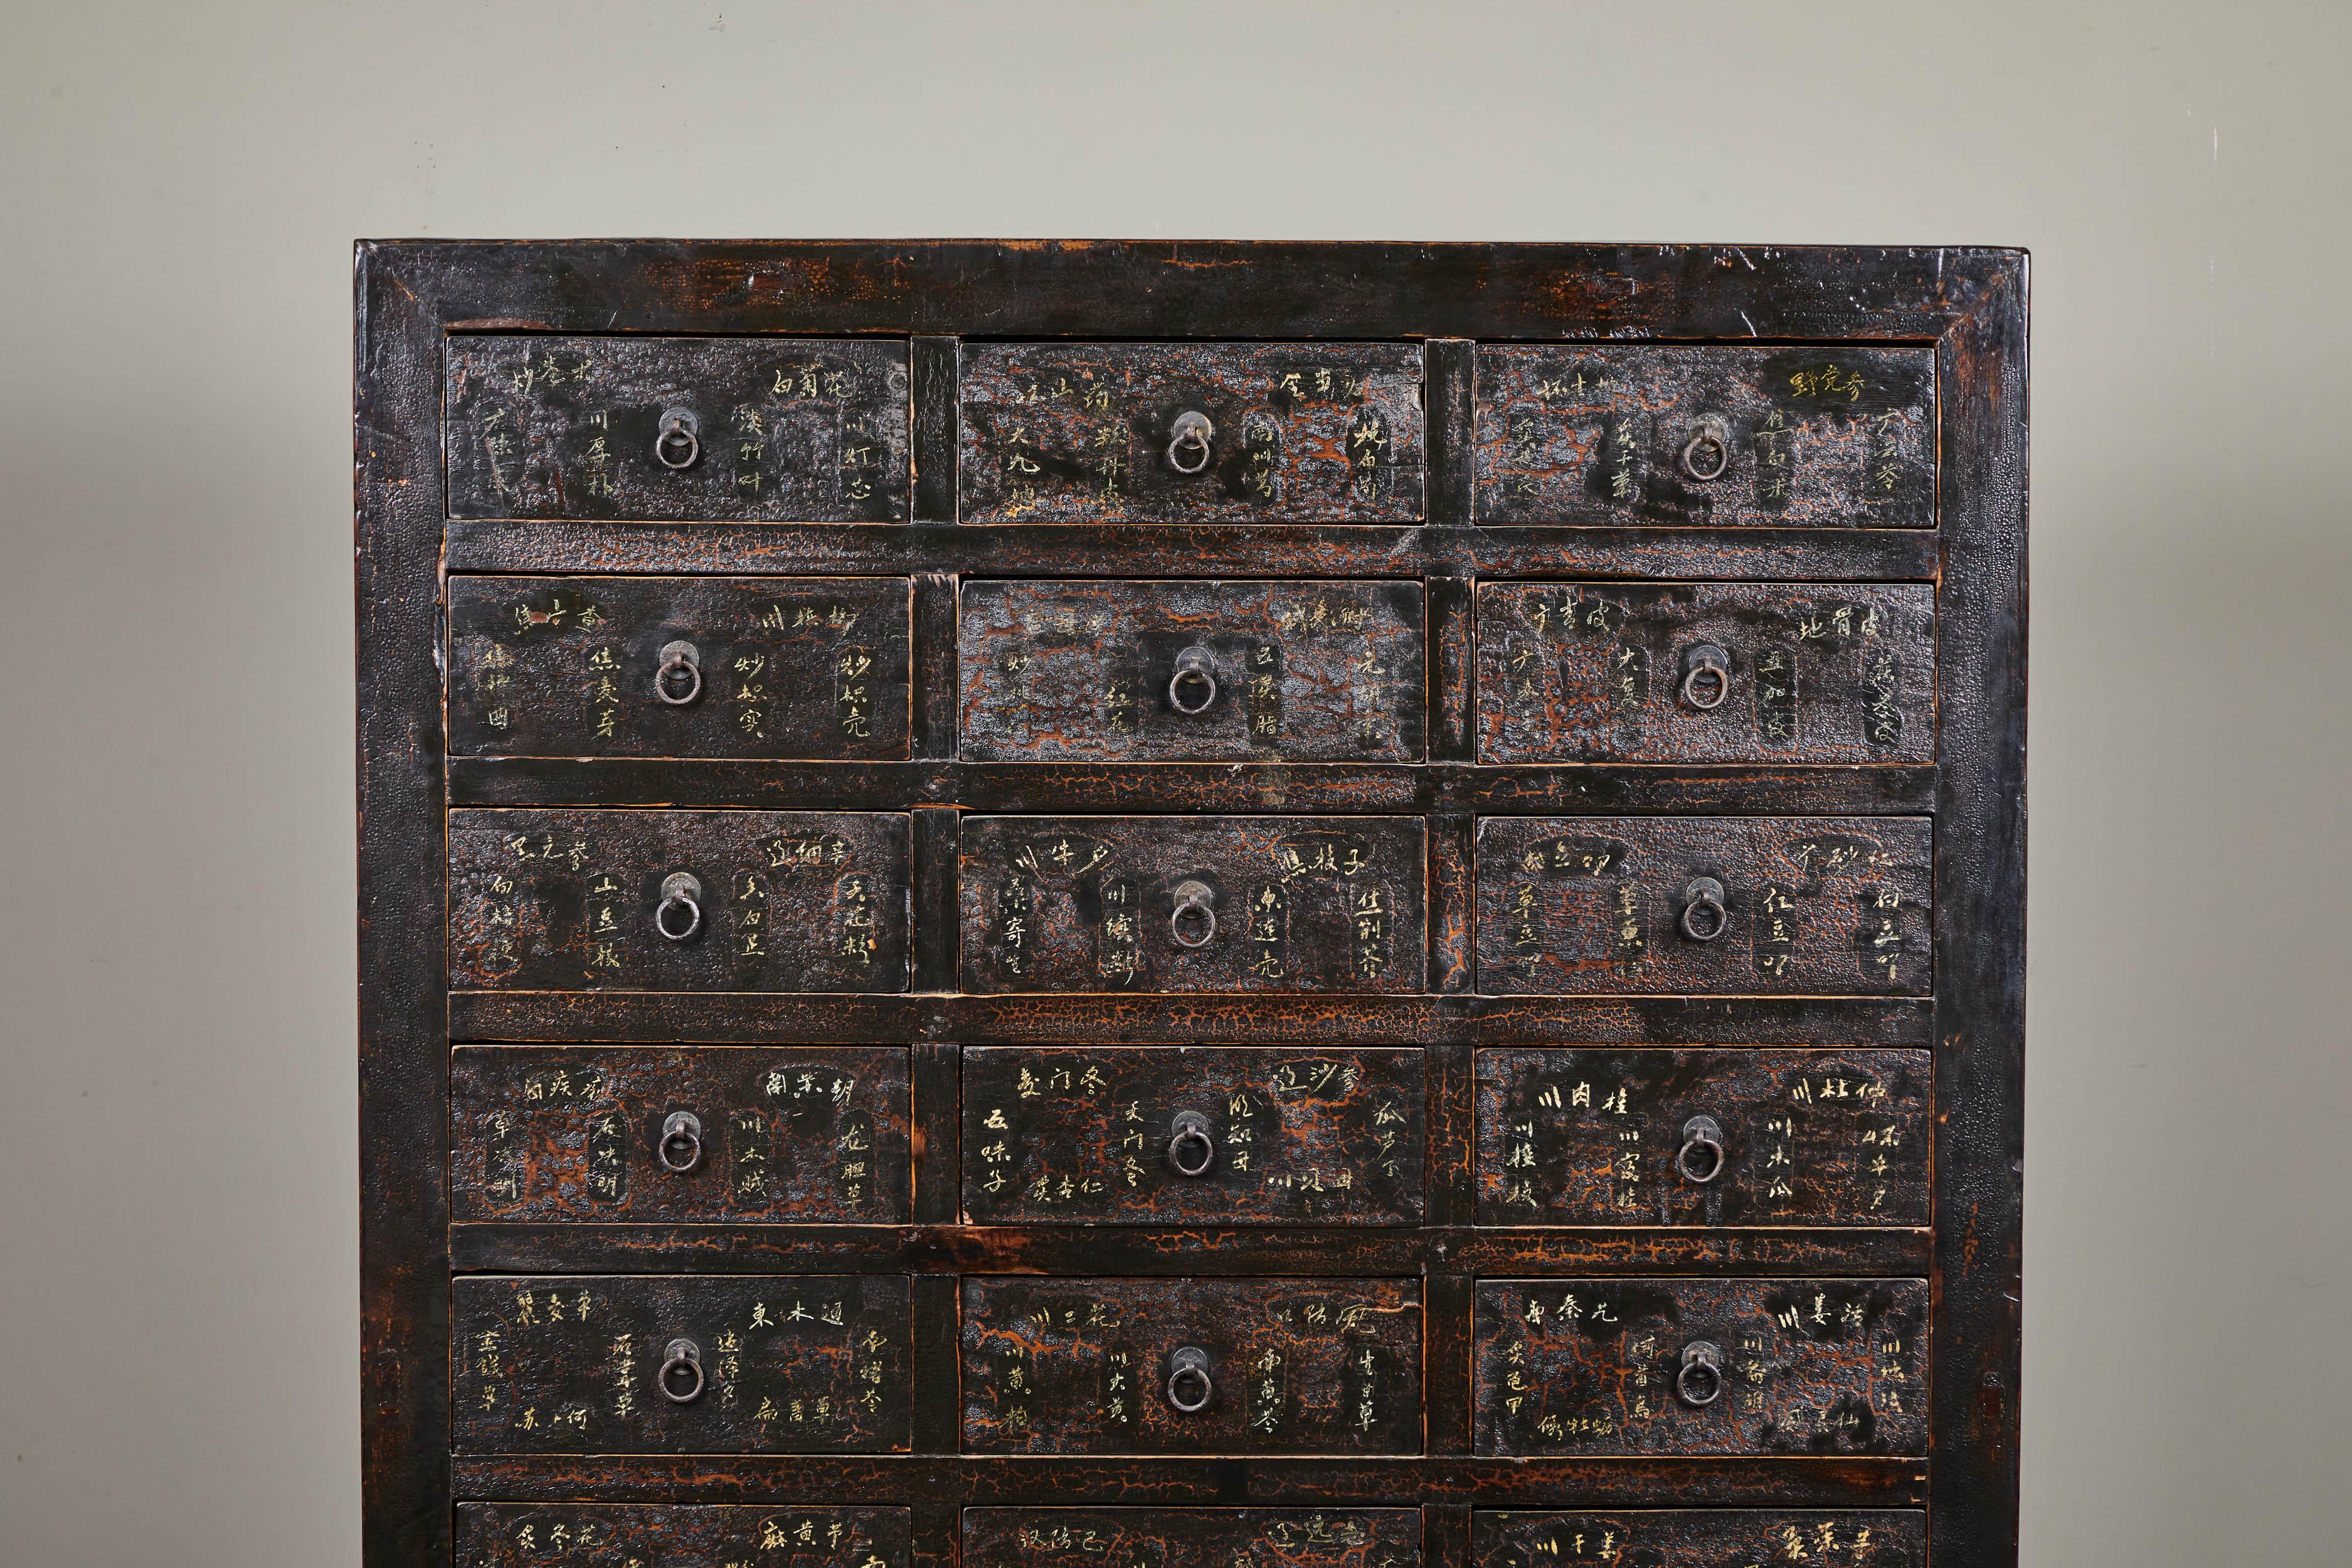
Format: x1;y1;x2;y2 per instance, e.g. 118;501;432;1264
1475;1049;1929;1226
457;1505;911;1568
448;576;911;759
962;1047;1426;1226
451;1275;912;1454
445;336;909;521
1475;817;1931;995
961;1276;1422;1454
960;342;1425;524
1473;582;1934;765
958;816;1427;994
449;809;911;992
1474;1510;1923;1568
1472;1278;1927;1456
958;579;1426;763
1473;345;1933;527
450;1046;912;1224
968;1511;1423;1568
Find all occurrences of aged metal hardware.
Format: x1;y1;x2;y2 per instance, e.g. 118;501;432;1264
654;407;701;470
659;1337;706;1404
1676;1339;1725;1406
655;871;704;942
1165;1110;1216;1177
1680;415;1732;480
1165;411;1215;474
1167;645;1219;714
1165;1347;1214;1412
1679;642;1732;710
1168;879;1217;948
653;638;703;706
1675;1114;1727;1184
657;1110;704;1173
1678;876;1728;941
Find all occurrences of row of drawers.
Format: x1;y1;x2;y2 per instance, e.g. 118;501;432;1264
455;576;1931;765
455;1273;1925;1456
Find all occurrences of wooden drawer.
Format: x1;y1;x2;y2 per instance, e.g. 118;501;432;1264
958;816;1427;993
1473;582;1933;764
959;342;1424;524
958;579;1425;762
962;1046;1425;1226
450;1274;912;1454
961;1276;1422;1454
457;1505;911;1568
450;1046;911;1224
1474;817;1931;995
1475;1049;1929;1226
1474;1510;1923;1568
448;576;911;759
968;1511;1423;1568
1472;1277;1928;1456
448;809;910;992
1473;345;1933;527
444;336;909;521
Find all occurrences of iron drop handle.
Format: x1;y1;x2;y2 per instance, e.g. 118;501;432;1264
1167;1346;1214;1412
655;640;704;706
656;871;704;942
1676;1340;1724;1407
1679;644;1731;711
659;1337;706;1404
1679;877;1728;943
1168;646;1219;715
1676;1115;1726;1184
1169;879;1217;949
1166;411;1215;474
1679;415;1730;480
659;1110;705;1174
655;408;702;469
1167;1110;1216;1178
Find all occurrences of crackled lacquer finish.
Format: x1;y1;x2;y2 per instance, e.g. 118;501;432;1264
962;1047;1424;1226
1473;1509;1924;1568
1474;817;1932;996
1475;1049;1930;1226
968;1510;1423;1568
958;816;1427;994
449;1046;911;1224
961;1276;1422;1454
456;1505;911;1568
447;576;911;759
960;342;1425;523
451;1274;912;1454
958;579;1426;763
1473;346;1934;527
448;809;910;992
1472;1278;1928;1457
445;336;909;521
1474;583;1934;765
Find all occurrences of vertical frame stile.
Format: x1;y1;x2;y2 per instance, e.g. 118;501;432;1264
1425;1503;1472;1568
911;1273;963;1454
911;337;960;523
912;807;960;995
1428;812;1475;994
911;573;959;761
913;1043;962;1226
1424;339;1475;528
1427;578;1475;764
1424;1273;1475;1459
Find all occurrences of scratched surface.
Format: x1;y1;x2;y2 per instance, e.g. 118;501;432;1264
1473;346;1934;527
968;1510;1422;1568
449;1046;911;1224
1474;582;1934;765
961;1276;1423;1455
1472;1278;1929;1457
456;1504;911;1568
1473;817;1932;996
962;1047;1425;1226
958;579;1426;763
960;342;1425;524
448;808;911;992
1474;1049;1931;1227
445;335;909;521
1472;1509;1924;1568
450;1274;912;1454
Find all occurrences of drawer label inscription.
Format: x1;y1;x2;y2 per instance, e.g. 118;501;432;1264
457;1504;913;1568
967;1509;1422;1568
1472;1510;1923;1568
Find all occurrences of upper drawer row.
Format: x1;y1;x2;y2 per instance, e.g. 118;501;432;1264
446;337;1934;527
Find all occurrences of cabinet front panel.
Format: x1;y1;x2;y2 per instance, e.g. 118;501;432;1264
1473;1510;1924;1568
967;1510;1423;1568
456;1505;911;1568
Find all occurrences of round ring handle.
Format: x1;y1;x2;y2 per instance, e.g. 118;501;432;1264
1167;1347;1214;1413
1676;1340;1724;1407
655;639;704;706
1676;1115;1726;1185
1680;416;1730;482
1166;411;1215;475
1679;877;1728;943
659;1337;706;1404
1167;1110;1216;1178
659;1110;705;1174
1168;879;1217;950
1679;644;1731;711
1167;647;1219;716
655;408;702;470
656;871;704;943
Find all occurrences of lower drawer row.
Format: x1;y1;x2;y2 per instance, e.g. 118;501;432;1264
457;1507;1926;1568
454;1275;1926;1456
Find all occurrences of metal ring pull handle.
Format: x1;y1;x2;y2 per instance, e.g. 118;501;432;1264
1168;879;1217;950
1680;416;1730;481
659;1110;705;1174
1676;1340;1724;1407
659;1337;706;1404
655;639;704;706
1167;1110;1216;1178
656;871;704;943
1676;1115;1726;1185
1167;647;1219;716
1167;1347;1214;1413
1166;411;1215;475
655;408;702;470
1679;877;1728;943
1679;644;1731;711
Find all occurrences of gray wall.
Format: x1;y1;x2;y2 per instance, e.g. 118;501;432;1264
3;3;2345;1562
